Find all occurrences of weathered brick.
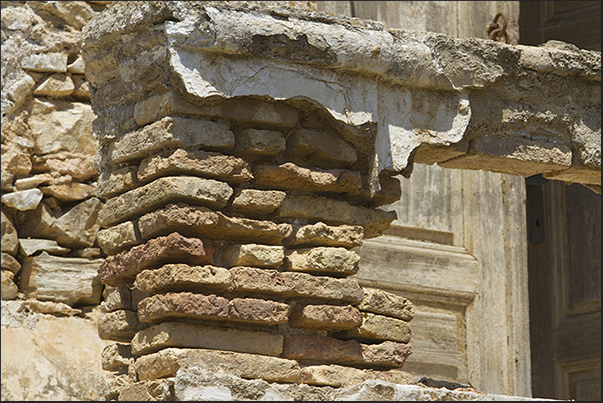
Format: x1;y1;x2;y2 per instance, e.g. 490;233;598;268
285;247;359;276
108;116;235;164
97;309;148;342
134;264;231;294
282;334;412;368
96;166;138;199
274;195;396;239
284;222;364;248
220;243;284;269
98;176;233;228
98;232;214;287
337;312;412;343
253;162;363;194
229;189;286;217
358;287;414;321
131;321;284;356
135;348;301;383
97;221;141;256
137;148;253;184
289;304;362;330
137;203;292;245
229;267;364;303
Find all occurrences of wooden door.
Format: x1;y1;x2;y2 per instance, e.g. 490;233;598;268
353;164;531;397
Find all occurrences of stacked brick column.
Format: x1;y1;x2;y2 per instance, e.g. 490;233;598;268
94;96;415;397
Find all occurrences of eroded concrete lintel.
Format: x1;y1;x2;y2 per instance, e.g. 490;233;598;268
82;1;601;193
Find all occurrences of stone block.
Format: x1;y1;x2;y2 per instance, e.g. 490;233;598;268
1;252;21;275
100;286;133;313
234;128;286;155
33;153;97;182
98;176;233;228
19;252;103;306
284;222;364;248
19;239;70;257
229;189;286;217
108;116;235;164
229;267;364;303
137;148;253;184
253;162;363;195
289;304;362;330
1;270;19;300
275;195;396;239
357;288;414;321
134;264;231;294
288;128;357;165
1;211;19;255
98;232;215;287
217;98;299;128
300;364;368;387
137;293;290;325
285;247;360;276
337;312;412;343
131;321;284;356
33;73;74;97
220;243;284;268
282;334;412;368
137;203;292;245
102;343;135;371
117;379;174;402
135;348;301;383
96;166;138;199
39;182;96;202
97;309;148;342
20;53;68;72
1;188;43;211
97;221;141;256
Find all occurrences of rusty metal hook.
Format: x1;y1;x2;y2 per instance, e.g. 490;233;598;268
487;12;511;44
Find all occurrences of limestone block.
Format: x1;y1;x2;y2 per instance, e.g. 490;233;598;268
97;221;140;256
19;252;103;306
134;264;231;294
39;182;96;202
107;116;235;164
282;334;412;368
137;148;253;184
19;300;82;316
234;128;286;155
1;144;32;177
33;73;74;97
33;153;97;182
117;379;174;402
229;267;364;303
1;188;43;211
18;239;70;257
288;127;357;165
96;166;138;199
97;309;148;342
1;252;21;275
5;74;36;107
14;173;69;191
1;211;19;255
289;304;362;330
216;98;299;128
52;197;103;248
135;348;301;383
221;243;284;268
284;222;364;248
137;293;290;325
67;56;86;74
1;270;19;300
275;195;396;239
98;232;215;287
100;286;133;313
253;162;363;195
97;176;233;228
1;171;14;191
71;75;91;101
137;203;292;245
300;365;368;387
285;247;360;276
358;287;414;321
229;189;286;217
338;312;412;344
131;321;284;356
28;99;96;156
102;343;135;371
20;53;68;72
